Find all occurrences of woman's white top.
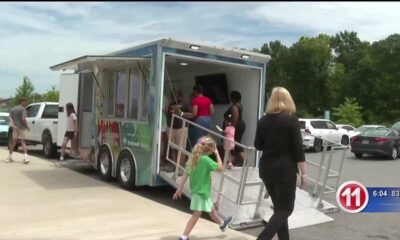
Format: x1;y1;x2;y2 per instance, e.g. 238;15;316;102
66;113;77;132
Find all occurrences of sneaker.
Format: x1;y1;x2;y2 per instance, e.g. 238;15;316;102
23;158;30;164
220;216;233;232
178;237;189;240
5;156;14;163
55;160;64;167
227;162;233;170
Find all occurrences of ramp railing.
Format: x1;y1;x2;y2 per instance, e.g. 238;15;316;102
162;115;348;228
163;114;266;229
302;133;349;212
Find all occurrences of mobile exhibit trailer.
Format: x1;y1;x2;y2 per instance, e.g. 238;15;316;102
50;38;337;229
50;38;268;188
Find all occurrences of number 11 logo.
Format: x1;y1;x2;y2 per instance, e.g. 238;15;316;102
336;181;369;213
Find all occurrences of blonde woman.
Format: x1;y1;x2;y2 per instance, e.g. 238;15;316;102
254;87;307;240
173;136;232;240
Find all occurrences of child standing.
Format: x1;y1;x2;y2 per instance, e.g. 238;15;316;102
173;136;233;240
223;115;235;170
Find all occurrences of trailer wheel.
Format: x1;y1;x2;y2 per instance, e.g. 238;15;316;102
43;131;57;158
97;146;112;181
117;151;136;190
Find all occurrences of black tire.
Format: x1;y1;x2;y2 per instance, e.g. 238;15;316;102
97;146;113;181
7;128;19;151
313;138;323;152
355;153;363;158
117;151;136;190
390;147;398;160
341;136;349;146
43;132;57;158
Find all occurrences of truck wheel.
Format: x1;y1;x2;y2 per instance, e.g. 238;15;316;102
43;132;57;158
7;128;19;151
97;146;112;181
117;151;136;190
341;136;349;146
313;139;323;152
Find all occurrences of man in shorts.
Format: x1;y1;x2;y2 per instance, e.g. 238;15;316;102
7;97;30;164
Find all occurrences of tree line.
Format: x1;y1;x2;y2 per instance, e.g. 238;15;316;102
256;31;400;127
3;31;399;127
1;76;59;111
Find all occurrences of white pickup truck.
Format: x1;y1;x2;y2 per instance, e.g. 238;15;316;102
8;102;59;158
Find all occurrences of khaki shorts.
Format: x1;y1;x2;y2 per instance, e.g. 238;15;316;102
170;127;188;149
12;128;27;139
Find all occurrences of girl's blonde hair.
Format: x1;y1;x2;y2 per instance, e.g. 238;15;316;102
266;87;296;114
187;136;216;172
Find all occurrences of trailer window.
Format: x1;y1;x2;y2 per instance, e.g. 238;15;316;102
116;71;128;118
128;68;141;119
141;67;150;120
107;75;115;116
42;105;59;119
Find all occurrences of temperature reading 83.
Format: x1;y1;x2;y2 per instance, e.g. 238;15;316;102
392;190;400;197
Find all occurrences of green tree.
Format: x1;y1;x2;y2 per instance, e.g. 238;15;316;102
41;86;59;102
260;40;290;92
285;34;333;116
12;76;35;106
332;97;364;127
368;34;400;124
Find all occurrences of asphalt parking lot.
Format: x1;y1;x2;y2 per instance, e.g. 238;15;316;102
2;145;400;240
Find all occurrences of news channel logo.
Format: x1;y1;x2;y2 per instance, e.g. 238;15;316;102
336;181;400;213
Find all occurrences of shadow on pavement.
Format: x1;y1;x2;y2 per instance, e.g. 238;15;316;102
160;235;239;240
21;168;108;190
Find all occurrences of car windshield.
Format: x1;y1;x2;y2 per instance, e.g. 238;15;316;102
356;126;376;132
361;128;390;137
392;122;400;129
299;121;305;129
0;116;9;126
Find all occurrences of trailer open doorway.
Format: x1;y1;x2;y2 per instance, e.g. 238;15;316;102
160;54;263;174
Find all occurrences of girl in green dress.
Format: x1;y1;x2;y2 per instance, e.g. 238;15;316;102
173;136;233;240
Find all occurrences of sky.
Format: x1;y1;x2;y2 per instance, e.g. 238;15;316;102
1;2;399;98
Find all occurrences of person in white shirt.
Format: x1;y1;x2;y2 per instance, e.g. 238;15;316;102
59;103;80;162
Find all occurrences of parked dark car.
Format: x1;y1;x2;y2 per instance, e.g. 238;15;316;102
351;128;400;160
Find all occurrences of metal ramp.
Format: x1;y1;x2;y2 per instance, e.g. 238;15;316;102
159;115;347;230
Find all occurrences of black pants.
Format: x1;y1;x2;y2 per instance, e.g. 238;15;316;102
257;177;297;240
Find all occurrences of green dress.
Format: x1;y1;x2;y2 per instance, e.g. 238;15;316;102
186;155;218;212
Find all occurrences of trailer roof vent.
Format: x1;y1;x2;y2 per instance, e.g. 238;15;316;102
241;54;250;59
189;45;200;50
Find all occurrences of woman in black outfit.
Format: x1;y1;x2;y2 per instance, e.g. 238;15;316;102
254;87;307;240
223;91;246;165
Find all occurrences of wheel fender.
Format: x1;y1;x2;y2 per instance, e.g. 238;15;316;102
118;148;138;185
97;144;115;176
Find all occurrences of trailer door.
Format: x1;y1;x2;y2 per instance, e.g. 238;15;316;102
78;72;95;149
57;74;80;147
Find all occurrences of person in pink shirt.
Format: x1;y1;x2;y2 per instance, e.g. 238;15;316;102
223;115;235;169
182;85;214;149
